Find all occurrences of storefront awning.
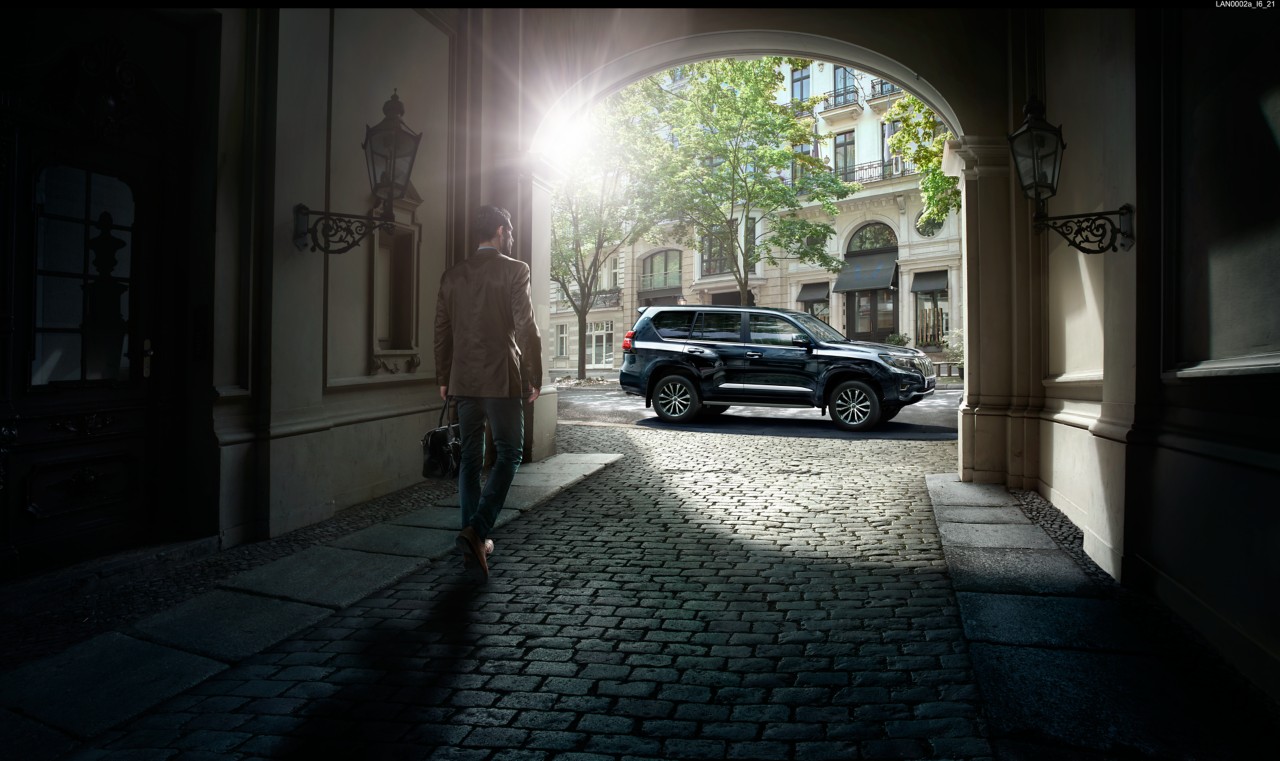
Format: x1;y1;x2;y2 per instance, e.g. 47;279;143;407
832;251;897;292
796;282;830;301
910;270;948;293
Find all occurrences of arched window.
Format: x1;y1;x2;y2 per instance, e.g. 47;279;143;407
640;249;682;292
846;222;897;252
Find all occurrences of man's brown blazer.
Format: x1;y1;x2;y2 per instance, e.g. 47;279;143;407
434;247;542;398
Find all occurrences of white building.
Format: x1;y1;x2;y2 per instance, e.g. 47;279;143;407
547;61;963;379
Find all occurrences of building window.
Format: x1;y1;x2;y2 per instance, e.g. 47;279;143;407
870;78;901;98
804;299;830;323
915;211;942;238
834;131;856;183
555;324;569;357
701;225;734;277
791;64;811;105
832;66;859;108
915;290;950;348
911;270;950;348
882;119;903;167
847;222;898;252
797;282;830;324
596;256;619;290
791;144;812;185
587;320;613;367
641;248;682;290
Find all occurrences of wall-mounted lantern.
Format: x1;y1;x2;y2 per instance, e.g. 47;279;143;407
1007;97;1134;254
294;91;422;254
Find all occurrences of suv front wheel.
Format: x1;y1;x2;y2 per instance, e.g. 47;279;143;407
829;379;881;431
653;374;701;423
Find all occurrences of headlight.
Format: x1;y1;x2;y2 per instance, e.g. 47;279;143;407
879;353;920;372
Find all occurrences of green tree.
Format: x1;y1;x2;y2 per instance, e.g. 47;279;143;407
883;93;960;224
549;88;666;379
637;58;859;304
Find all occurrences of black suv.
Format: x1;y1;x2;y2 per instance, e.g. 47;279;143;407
619;305;935;431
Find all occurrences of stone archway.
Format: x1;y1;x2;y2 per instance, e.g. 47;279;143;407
510;17;1021;486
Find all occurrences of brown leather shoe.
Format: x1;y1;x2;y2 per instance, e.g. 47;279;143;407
456;526;488;580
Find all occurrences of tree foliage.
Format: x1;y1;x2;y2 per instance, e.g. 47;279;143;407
883;94;960;224
549;87;667;378
633;57;859;302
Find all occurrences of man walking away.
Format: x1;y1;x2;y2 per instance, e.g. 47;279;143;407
433;205;542;581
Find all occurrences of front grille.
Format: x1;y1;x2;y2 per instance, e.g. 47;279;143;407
914;357;935;377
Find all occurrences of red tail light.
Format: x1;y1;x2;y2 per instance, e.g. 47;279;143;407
622;330;635;351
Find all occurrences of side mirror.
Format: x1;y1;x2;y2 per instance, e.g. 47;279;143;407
791;334;812;348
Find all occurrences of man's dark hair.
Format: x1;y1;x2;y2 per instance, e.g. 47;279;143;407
474;205;512;241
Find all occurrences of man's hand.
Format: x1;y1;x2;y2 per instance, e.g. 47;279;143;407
439;385;448;400
527;386;540;404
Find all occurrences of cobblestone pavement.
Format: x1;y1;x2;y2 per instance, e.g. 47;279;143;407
73;423;988;759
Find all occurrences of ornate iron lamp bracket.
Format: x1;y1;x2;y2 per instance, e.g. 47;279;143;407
1034;203;1134;255
293;204;396;254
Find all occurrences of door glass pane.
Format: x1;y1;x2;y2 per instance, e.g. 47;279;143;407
31;333;82;385
90;173;135;227
856;293;872;332
93;228;132;278
38;219;86;273
37;165;86;218
37;275;83;328
878;290;895;329
32;165;136;386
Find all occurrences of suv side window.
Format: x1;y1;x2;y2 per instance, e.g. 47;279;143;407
749;314;800;346
650;310;694;340
692;312;742;342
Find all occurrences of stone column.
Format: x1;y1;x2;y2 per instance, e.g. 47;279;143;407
943;136;1040;486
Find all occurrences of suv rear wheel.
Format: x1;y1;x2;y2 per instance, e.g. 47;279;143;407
653;374;701;423
830;379;881;431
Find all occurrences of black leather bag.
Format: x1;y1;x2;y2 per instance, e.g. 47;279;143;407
422;400;461;479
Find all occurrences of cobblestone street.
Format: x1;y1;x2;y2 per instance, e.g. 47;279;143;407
81;423;984;759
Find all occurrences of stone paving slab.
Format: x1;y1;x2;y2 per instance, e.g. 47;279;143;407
0;707;77;761
926;472;1020;506
330;523;457;558
219;546;423;609
945;545;1095;595
933;504;1031;524
437;485;559;510
387;505;459;529
0;632;225;738
968;642;1209;759
131;589;334;662
938;521;1058;549
956;592;1154;651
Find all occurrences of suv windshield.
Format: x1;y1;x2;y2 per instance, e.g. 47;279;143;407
791;312;847;343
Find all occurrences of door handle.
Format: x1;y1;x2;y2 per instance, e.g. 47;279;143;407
685;347;706;354
745;351;762;358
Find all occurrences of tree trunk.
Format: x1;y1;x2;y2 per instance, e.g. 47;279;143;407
576;309;589;379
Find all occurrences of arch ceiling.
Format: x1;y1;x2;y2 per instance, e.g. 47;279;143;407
531;30;965;154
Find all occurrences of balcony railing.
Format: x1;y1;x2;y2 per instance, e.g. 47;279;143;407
638;271;682;291
868;79;902;99
550;287;622;313
820;87;860;110
836;157;916;185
